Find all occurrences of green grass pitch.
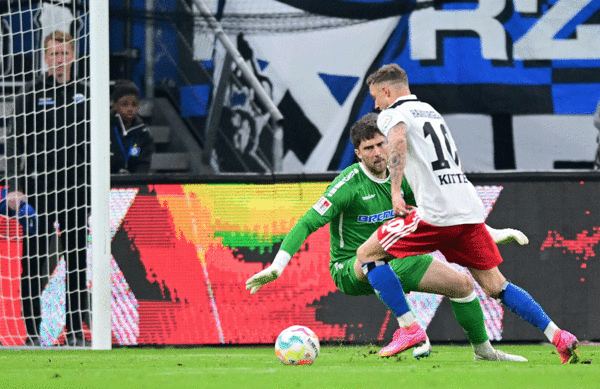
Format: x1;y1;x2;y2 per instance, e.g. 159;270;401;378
0;344;597;388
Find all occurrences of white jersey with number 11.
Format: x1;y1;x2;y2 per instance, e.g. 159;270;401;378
377;94;484;227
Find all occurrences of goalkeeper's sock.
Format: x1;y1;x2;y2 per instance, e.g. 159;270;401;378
543;322;560;343
450;292;489;346
499;282;551;332
473;340;496;359
363;261;414;326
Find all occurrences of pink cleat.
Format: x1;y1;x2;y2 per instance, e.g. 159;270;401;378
379;323;427;357
552;329;580;364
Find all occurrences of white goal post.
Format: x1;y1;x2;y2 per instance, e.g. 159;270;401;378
0;0;110;349
90;0;111;351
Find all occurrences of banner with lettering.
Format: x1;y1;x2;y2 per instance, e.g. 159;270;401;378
204;0;599;172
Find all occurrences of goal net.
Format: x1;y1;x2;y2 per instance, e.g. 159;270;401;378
0;0;110;348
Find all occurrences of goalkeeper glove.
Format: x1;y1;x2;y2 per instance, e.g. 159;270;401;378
245;251;292;294
486;225;529;245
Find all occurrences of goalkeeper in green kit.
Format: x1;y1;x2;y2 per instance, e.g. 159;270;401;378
246;113;529;361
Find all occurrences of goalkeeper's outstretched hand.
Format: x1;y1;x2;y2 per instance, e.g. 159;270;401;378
245;263;284;295
488;227;529;245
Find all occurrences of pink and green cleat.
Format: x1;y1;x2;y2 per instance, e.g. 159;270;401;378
379;323;427;357
552;329;580;364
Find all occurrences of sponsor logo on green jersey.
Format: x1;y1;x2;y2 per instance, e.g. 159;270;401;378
357;209;394;223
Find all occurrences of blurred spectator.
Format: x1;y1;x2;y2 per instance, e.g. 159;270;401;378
110;80;155;174
594;100;600;170
5;30;90;346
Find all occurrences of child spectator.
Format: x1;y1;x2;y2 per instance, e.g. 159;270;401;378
110;80;155;173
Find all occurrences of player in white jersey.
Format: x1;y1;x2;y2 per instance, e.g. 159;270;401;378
377;96;483;227
356;63;580;364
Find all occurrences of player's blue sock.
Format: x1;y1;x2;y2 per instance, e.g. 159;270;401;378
363;261;411;318
500;282;551;331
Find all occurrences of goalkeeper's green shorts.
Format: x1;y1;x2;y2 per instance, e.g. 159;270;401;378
329;254;434;296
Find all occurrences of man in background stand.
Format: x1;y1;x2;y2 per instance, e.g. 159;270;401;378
5;30;91;346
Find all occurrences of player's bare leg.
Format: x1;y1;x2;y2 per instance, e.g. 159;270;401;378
467;266;506;297
418;260;526;361
417;259;472;298
470;266;578;363
355;232;392;266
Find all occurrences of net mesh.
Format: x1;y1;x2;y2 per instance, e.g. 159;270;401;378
0;0;91;348
188;0;435;35
193;0;367;35
133;0;375;38
196;12;367;35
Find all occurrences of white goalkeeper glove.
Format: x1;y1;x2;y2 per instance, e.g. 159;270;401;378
245;251;292;294
486;225;529;245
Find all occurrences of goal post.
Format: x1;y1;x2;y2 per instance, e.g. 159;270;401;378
0;0;111;349
90;0;112;350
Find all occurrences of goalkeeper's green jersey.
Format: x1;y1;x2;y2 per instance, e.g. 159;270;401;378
279;162;415;263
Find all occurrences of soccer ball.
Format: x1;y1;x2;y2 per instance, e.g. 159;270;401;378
274;325;320;365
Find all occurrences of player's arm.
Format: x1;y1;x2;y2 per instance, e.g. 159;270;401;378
3;83;34;226
387;122;412;217
4;84;29;200
246;195;342;294
401;177;416;207
245;217;312;294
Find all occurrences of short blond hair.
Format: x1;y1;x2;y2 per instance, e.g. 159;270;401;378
43;30;74;51
366;63;408;87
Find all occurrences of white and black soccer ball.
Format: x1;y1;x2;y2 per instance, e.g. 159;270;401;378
274;325;320;365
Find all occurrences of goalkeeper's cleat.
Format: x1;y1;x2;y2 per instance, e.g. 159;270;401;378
413;335;432;359
552;329;580;364
379;322;427;357
474;349;528;362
